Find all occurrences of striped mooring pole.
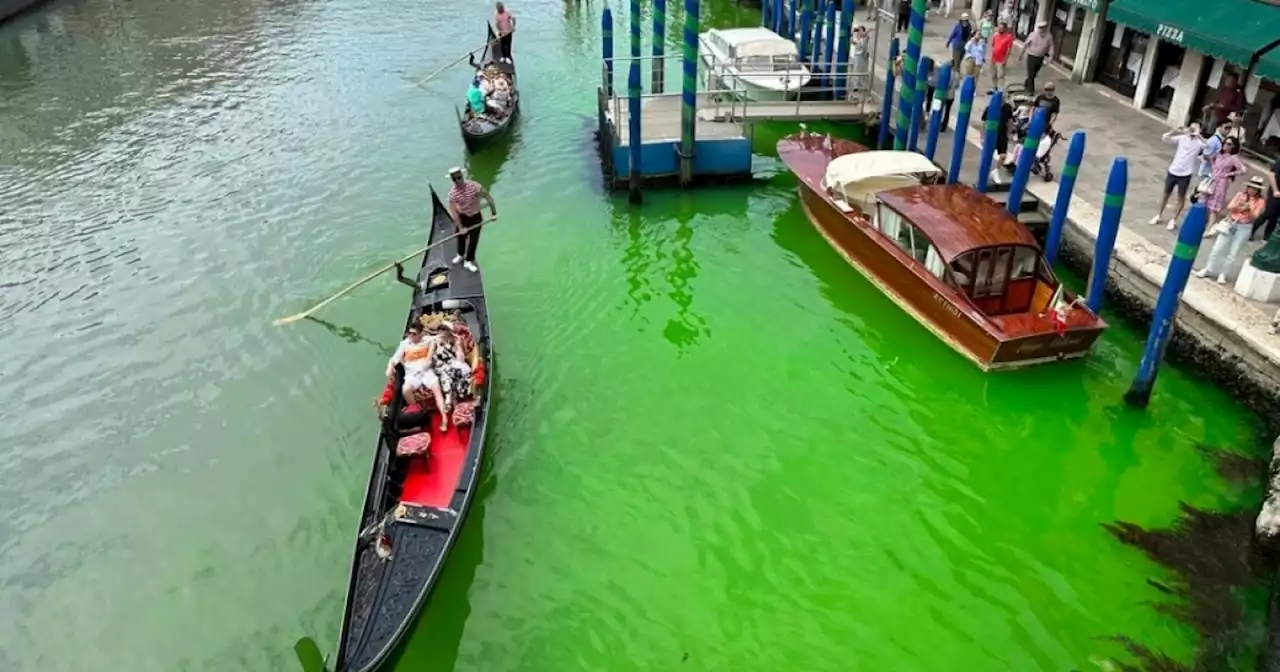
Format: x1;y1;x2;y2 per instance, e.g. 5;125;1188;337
1086;157;1127;314
878;36;899;149
948;75;974;184
1124;204;1208;408
679;0;699;187
893;0;926;150
799;0;814;63
1004;106;1047;211
923;63;951;162
652;0;666;94
834;0;853;100
976;89;1003;193
602;7;614;96
908;56;932;152
628;0;643;203
1044;131;1086;265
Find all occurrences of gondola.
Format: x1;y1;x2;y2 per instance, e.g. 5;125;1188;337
458;23;519;151
295;186;492;672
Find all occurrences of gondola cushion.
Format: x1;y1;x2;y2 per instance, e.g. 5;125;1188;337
452;401;476;427
396;431;431;457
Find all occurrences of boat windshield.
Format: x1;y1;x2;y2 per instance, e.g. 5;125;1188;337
950;245;1057;316
739;54;800;71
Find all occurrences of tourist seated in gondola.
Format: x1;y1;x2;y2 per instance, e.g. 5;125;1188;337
487;73;512;116
465;76;489;121
386;322;446;422
425;324;473;430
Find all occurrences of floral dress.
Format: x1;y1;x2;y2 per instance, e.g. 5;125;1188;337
429;337;472;409
1207;152;1245;212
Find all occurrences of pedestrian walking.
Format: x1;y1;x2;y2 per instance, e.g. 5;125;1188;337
1149;124;1206;231
978;9;995;45
1251;154;1280;241
1019;20;1054;92
850;25;871;91
961;33;985;81
494;2;516;61
864;0;878;20
446;167;498;272
1203;137;1246;224
989;21;1013;90
1202;72;1247;132
896;0;911;33
982;96;1014;184
945;12;974;72
1032;81;1060;133
1194;176;1268;284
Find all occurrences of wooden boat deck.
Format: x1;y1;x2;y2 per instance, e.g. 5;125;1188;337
604;94;746;145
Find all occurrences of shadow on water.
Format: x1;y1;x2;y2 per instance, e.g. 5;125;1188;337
1103;441;1272;672
305;316;395;356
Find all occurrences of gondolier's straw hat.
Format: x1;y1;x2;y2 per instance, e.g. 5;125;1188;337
448;166;464;178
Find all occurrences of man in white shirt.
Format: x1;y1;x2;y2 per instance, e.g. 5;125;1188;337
1150;123;1206;231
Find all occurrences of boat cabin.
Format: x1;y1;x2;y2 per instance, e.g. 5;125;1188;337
701;27;802;71
821;151;1062;318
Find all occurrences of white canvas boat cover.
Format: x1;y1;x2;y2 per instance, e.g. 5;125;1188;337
713;28;798;59
823;151;941;190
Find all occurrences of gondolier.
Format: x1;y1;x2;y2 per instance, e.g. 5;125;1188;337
447;167;497;272
494;2;515;61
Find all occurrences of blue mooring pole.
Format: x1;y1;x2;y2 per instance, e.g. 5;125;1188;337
811;0;826;65
834;0;853;100
652;0;666;94
774;0;785;35
679;0;698;187
762;0;769;26
822;1;837;88
627;0;642;203
907;57;932;152
894;0;926;150
602;8;614;96
799;0;814;63
1045;131;1086;265
948;75;974;184
788;0;798;41
878;36;899;150
976;90;1002;193
1086;157;1127;314
1005;106;1048;213
924;64;951;162
1124;204;1208;408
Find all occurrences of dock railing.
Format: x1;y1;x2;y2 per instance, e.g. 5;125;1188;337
600;51;881;131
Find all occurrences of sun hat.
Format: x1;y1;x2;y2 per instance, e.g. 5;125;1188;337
448;166;464;178
1248;175;1266;190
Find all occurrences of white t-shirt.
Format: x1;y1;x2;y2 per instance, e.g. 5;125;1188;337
389;336;435;376
1166;133;1205;177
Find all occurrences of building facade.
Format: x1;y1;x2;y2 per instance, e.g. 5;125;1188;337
967;0;1280;162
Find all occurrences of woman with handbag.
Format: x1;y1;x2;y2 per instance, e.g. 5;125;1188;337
1203;137;1247;224
1194;176;1268;284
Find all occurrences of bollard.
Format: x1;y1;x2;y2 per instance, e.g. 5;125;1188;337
976;90;1003;193
1124;204;1209;408
628;61;643;204
1086;157;1127;314
834;0;853;100
924;64;951;162
822;1;837;89
652;0;666;94
811;0;826;65
679;0;699;187
878;37;899;150
1005;106;1048;212
908;57;932;152
602;8;614;96
947;75;974;184
799;0;814;64
1045;131;1086;265
893;0;927;150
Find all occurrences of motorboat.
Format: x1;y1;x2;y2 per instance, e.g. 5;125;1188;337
698;27;811;101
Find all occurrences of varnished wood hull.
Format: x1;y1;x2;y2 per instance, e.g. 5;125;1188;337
783;136;1105;371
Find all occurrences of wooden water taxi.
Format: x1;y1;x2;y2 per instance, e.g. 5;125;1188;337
778;131;1107;370
296;186;492;672
698;27;811;101
459;23;519;151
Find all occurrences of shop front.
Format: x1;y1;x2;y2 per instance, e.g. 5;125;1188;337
1092;0;1280;127
1007;0;1043;40
1047;0;1099;67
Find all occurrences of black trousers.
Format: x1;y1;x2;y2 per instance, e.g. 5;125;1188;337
1024;55;1044;91
896;11;910;32
456;212;483;262
1252;196;1280;241
498;32;513;60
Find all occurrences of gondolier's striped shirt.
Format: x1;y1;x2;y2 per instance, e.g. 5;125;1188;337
449;180;483;216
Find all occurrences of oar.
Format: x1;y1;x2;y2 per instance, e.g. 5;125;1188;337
272;218;498;326
405;40;498;90
294;637;327;672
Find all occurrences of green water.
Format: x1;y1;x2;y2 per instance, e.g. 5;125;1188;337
0;0;1263;671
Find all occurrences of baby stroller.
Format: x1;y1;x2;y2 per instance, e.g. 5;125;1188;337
1001;95;1065;182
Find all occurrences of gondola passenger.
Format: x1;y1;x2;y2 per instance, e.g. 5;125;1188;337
386;322;448;430
466;77;487;119
425;322;473;431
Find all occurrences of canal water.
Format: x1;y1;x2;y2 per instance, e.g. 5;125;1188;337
0;0;1265;670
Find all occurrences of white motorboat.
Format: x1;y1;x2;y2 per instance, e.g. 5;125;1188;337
698;27;812;102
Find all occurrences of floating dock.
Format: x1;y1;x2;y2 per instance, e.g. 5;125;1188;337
598;90;752;187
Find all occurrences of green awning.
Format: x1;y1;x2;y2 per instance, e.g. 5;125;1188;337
1106;0;1280;69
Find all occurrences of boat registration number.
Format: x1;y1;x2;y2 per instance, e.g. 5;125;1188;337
932;293;963;318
